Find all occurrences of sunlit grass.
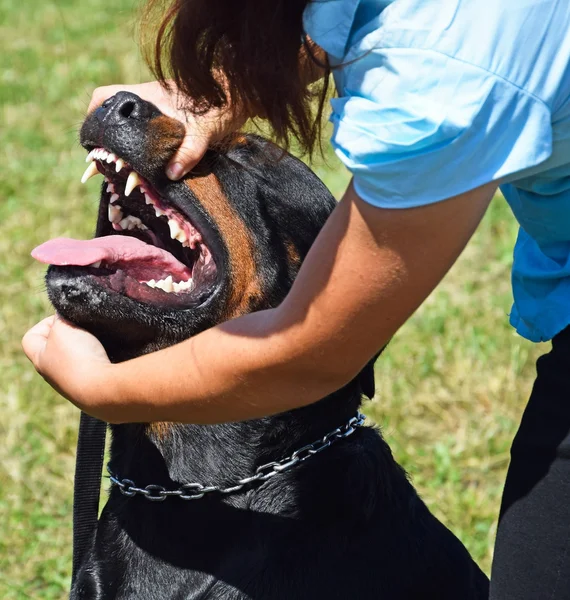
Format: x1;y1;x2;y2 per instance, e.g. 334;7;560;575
1;0;545;597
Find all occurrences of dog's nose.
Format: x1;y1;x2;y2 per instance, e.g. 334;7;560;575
94;91;157;124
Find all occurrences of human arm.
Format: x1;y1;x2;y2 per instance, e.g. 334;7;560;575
23;181;495;424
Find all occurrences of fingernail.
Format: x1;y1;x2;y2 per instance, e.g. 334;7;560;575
167;163;184;180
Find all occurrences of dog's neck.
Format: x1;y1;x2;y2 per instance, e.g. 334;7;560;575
107;382;363;494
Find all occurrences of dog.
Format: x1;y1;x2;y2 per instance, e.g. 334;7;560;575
35;92;489;599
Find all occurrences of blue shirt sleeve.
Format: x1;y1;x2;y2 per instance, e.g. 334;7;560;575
331;46;553;208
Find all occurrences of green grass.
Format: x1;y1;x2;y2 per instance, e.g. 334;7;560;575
1;0;547;597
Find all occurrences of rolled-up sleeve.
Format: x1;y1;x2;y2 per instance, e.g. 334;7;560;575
331;47;553;208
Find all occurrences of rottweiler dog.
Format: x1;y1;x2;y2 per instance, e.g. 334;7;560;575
34;92;489;599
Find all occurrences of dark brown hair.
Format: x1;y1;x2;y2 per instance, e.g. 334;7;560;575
142;0;331;155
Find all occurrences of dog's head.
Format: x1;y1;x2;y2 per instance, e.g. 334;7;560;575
34;92;337;363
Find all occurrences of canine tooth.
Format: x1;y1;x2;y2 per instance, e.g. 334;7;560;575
125;171;141;197
145;279;156;288
81;161;100;184
108;204;123;223
168;219;182;240
85;150;96;163
106;153;116;164
115;158;125;173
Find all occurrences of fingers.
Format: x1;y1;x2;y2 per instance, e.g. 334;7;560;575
87;85;124;114
22;314;57;368
86;81;220;181
167;133;210;180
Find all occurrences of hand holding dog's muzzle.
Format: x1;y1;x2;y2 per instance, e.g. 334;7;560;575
22;315;114;418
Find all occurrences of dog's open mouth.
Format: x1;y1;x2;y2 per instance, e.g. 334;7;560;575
33;148;218;307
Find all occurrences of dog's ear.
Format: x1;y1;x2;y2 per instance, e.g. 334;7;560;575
357;348;385;400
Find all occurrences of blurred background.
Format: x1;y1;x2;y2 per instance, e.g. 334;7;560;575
0;0;547;597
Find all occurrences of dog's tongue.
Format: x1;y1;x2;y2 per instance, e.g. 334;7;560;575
32;236;191;277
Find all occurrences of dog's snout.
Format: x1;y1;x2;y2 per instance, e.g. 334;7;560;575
95;91;156;124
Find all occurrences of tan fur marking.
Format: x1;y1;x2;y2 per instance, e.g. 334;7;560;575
147;421;171;439
186;173;261;317
147;173;261;438
285;241;301;269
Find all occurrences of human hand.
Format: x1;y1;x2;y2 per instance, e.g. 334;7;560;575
88;81;244;180
22;315;116;419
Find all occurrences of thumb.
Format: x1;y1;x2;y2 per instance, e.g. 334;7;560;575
166;132;210;181
22;314;57;368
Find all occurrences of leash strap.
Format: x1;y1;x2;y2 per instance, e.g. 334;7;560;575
71;411;107;586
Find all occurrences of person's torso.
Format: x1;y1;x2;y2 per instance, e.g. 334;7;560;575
305;0;570;341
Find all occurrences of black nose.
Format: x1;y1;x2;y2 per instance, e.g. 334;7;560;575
94;91;157;124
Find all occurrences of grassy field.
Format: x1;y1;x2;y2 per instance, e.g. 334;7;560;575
0;0;548;597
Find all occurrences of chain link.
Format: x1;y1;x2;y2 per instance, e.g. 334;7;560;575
108;412;366;501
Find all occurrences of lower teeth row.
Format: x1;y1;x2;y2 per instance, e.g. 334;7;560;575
144;275;194;293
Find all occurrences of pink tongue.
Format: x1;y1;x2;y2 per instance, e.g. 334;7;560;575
32;236;191;278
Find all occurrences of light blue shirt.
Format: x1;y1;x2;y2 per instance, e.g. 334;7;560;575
304;0;570;342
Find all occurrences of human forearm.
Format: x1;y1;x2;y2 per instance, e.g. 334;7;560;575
93;182;495;424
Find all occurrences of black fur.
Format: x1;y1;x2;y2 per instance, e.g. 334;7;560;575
46;92;489;599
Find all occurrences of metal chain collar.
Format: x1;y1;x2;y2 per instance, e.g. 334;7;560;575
107;412;366;502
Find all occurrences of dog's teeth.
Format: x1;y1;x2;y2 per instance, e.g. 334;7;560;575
174;279;193;293
144;193;154;205
85;150;96;163
90;261;101;268
168;219;182;240
175;230;188;244
154;206;166;217
162;275;174;292
81;161;100;184
125;171;141;197
115;158;125;173
106;183;114;193
128;216;143;230
117;215;144;230
145;279;156;288
106;153;116;164
108;203;123;224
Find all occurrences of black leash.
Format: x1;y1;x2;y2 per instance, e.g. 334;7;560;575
71;412;107;587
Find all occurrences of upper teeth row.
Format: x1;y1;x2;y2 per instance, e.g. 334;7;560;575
82;150;195;247
85;148;125;173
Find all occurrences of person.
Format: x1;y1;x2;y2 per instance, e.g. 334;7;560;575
22;0;570;598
